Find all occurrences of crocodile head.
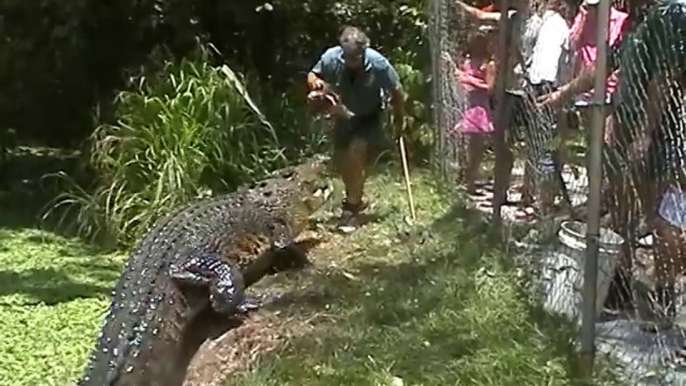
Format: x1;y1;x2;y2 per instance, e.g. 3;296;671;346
273;154;333;213
243;155;334;229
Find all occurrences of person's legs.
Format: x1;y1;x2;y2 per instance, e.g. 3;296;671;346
603;148;636;308
332;113;384;217
653;217;680;327
464;134;486;194
533;82;562;215
342;136;369;210
650;187;686;331
333;122;366;214
492;93;517;208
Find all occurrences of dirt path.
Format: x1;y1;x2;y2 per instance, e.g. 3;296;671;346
182;228;347;386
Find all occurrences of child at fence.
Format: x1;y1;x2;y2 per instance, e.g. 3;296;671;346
454;30;496;195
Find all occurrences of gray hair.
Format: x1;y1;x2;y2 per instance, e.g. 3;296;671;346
339;26;369;54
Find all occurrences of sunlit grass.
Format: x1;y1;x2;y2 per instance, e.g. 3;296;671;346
0;230;125;386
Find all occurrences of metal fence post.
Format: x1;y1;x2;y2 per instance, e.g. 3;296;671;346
579;0;610;381
429;0;447;179
491;0;512;233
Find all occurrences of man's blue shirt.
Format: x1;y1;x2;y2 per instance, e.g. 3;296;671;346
310;46;401;117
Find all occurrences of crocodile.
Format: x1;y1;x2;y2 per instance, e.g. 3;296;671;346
77;156;333;386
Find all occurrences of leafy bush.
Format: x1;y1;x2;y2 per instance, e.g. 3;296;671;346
44;57;294;248
0;0;432;148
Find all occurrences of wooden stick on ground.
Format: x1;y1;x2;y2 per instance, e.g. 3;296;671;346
398;137;416;222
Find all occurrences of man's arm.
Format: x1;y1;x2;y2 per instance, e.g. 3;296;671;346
307;51;333;91
541;16;630;107
453;0;501;22
389;88;406;133
377;58;406;136
485;60;497;92
556;65;596;102
540;48;619;106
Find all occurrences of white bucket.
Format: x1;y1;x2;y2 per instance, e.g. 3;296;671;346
541;220;624;321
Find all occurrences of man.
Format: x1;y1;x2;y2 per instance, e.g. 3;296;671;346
306;26;405;224
539;0;686;323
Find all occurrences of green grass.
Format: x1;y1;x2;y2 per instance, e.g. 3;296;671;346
0;165;622;386
0;230;126;385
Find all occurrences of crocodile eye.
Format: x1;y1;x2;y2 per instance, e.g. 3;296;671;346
281;171;296;179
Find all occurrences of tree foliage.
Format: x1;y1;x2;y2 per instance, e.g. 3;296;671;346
0;0;429;146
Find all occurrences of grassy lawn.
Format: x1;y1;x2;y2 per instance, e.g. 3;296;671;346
1;164;622;386
0;230;126;385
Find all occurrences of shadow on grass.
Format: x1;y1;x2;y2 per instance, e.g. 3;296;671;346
0;228;123;305
0;266;117;305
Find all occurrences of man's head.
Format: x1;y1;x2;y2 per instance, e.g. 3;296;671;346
339;26;369;71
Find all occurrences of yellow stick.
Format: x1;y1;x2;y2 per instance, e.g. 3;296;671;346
398;137;416;221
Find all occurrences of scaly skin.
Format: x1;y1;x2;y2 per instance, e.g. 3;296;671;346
77;156;332;386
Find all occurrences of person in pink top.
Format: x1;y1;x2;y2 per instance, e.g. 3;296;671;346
568;0;629;109
455;31;496;194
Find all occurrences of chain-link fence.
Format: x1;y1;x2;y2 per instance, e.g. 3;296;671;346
429;0;686;384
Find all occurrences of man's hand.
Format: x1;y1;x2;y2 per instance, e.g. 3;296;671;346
307;73;326;91
536;89;567;108
394;117;409;140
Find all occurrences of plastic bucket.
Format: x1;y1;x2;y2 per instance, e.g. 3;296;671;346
542;220;624;320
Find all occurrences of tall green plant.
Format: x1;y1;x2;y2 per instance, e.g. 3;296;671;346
44;59;286;247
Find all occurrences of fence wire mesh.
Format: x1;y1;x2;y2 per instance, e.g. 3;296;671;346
429;0;686;384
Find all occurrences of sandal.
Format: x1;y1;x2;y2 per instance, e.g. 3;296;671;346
665;347;686;368
514;206;537;221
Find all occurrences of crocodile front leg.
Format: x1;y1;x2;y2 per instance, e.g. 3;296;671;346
170;250;261;314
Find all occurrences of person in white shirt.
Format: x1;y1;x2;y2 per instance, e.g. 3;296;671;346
518;0;572;217
527;0;571;90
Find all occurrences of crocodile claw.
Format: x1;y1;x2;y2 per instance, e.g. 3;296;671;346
236;296;261;313
171;249;249;315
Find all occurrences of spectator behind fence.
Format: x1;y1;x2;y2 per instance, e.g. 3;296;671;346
527;0;570;91
569;0;628;108
454;30;497;195
537;0;686;334
454;0;577;219
519;0;572;217
568;0;629;134
641;42;686;339
452;0;544;212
